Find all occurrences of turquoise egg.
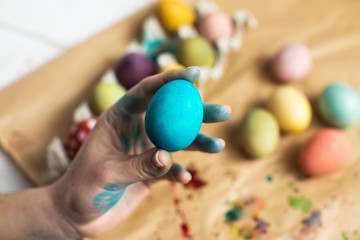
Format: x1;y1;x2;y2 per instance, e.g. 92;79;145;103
145;80;203;151
318;83;360;128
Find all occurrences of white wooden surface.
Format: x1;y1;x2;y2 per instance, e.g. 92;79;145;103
0;0;155;193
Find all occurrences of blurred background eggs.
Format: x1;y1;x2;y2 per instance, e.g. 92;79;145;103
197;11;234;43
177;37;216;68
268;86;311;134
318;83;360;128
145;80;203;152
271;43;312;83
160;63;185;72
239;108;280;158
89;82;126;116
157;0;195;34
114;52;156;89
299;129;350;176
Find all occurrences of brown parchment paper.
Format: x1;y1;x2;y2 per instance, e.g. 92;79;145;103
1;0;360;239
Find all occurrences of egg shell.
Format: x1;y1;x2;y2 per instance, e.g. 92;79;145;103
271;43;312;83
65;117;98;159
239;108;280;158
197;11;234;43
177;37;216;68
299;129;350;176
318;83;360;128
160;63;185;72
114;53;156;89
160;64;198;88
157;0;195;34
145;80;203;152
89;82;126;115
268;86;312;134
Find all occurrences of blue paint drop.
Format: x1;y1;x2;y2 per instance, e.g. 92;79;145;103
266;175;273;182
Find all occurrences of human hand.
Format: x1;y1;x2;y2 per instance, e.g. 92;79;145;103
51;67;232;238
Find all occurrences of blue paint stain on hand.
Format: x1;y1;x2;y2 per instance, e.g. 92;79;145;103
93;184;127;214
203;103;232;123
192;133;225;153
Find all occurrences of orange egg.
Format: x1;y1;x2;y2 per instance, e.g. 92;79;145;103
299;129;350;176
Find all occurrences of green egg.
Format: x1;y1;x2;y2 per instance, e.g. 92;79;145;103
239;108;280;158
176;37;216;68
89;82;126;115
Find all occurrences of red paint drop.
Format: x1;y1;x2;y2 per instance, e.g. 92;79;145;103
181;223;190;238
185;169;206;189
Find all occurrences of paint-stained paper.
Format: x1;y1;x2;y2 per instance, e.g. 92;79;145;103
0;0;360;239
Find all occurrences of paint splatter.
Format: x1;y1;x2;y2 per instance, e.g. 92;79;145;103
295;211;322;240
302;211;321;227
173;197;192;239
253;216;269;234
172;183;194;240
225;207;243;223
182;223;190;238
225;197;269;239
185;169;206;189
266;175;273;182
288;195;312;213
288;182;300;193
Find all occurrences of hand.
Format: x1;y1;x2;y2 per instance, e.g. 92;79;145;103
51;67;232;238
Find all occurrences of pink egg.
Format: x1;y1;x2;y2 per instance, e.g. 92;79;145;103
271;43;312;83
299;129;350;176
197;11;234;43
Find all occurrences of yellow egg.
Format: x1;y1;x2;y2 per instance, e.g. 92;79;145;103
157;0;195;34
160;63;198;88
267;86;311;134
160;63;185;73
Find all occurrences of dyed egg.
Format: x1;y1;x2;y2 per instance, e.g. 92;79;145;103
160;63;185;72
89;82;126;115
299;129;350;176
145;80;203;151
271;43;312;83
157;0;195;34
160;63;198;88
197;11;234;43
318;83;360;128
177;37;216;68
65;117;98;159
268;86;311;134
114;53;156;89
239;108;280;158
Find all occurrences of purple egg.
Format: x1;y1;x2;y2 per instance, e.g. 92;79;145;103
114;53;156;89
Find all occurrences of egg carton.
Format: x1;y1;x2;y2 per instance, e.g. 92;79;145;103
127;1;257;94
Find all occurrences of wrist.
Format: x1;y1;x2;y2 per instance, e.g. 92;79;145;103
45;184;81;240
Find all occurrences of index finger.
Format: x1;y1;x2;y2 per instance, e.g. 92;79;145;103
114;66;200;114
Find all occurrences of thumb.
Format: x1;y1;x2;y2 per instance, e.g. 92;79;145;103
119;148;173;183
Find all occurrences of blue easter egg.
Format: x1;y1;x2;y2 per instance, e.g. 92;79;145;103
145;80;203;151
318;83;360;128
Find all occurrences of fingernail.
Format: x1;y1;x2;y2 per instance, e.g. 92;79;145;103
217;138;226;149
184;66;201;83
183;171;192;183
154;150;172;168
222;104;232;114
